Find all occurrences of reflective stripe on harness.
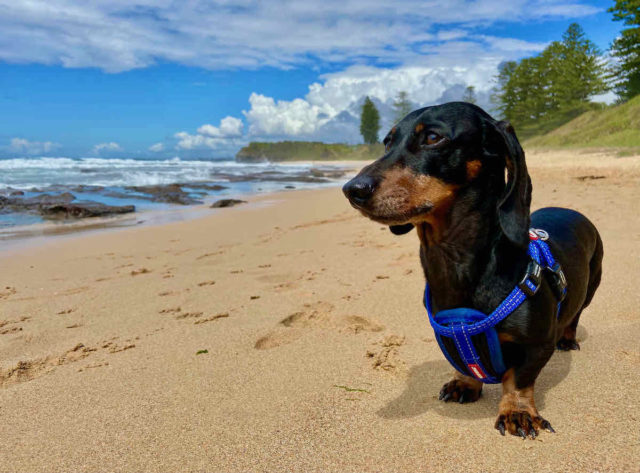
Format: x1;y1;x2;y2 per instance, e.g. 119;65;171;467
423;228;567;384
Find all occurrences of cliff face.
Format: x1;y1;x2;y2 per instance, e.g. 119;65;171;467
235;141;384;162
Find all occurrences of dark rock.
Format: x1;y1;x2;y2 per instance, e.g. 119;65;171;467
0;192;76;212
23;192;76;206
0;192;134;220
9;190;24;196
285;185;295;189
69;185;105;193
210;199;247;208
177;183;229;191
309;168;347;179
40;202;135;219
126;184;203;205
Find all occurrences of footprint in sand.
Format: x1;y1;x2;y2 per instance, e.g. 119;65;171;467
175;311;204;320
130;268;151;276
197;281;216;287
194;313;229;325
196;250;225;260
366;335;406;373
159;307;182;314
0;343;96;388
54;286;90;296
0;316;31;335
0;339;142;388
0;287;17;299
254;302;384;350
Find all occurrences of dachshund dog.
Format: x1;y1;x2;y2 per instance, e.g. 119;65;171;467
343;102;603;438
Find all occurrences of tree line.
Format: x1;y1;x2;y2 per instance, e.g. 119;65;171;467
359;0;639;143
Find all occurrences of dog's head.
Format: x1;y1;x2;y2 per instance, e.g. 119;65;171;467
342;101;531;247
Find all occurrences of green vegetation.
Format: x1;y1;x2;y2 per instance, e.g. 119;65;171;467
196;349;209;355
524;94;640;148
393;91;414;123
492;23;608;139
360;96;381;144
333;384;371;393
236;141;384;162
462;86;477;105
609;0;640;100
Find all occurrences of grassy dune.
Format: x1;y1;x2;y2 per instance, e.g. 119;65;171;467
525;95;640;150
236;141;383;162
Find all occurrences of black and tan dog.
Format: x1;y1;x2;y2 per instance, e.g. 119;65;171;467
343;102;603;438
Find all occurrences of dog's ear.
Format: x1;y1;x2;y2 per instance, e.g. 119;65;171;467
389;224;414;235
494;121;531;249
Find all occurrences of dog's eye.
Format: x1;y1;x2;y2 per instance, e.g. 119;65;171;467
425;132;443;146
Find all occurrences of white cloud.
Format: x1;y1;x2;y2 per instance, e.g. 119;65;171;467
10;137;60;155
244;62;499;142
93;142;122;153
197;116;244;138
148;142;164;152
175;116;245;150
0;0;601;72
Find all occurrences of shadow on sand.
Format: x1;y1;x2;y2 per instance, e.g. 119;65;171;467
378;326;589;421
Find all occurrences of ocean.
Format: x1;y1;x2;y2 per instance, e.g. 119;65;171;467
0;156;352;234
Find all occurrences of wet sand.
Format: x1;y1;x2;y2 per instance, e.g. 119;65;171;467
1;149;639;472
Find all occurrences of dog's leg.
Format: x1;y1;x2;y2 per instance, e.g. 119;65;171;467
439;371;483;403
557;310;582;351
494;343;555;438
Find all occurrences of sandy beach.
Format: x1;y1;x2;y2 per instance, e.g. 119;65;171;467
1;149;639;472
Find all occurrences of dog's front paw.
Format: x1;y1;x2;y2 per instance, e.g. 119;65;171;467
556;337;580;351
438;377;482;403
494;409;555;439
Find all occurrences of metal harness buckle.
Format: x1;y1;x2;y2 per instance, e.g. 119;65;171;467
547;262;568;302
518;260;542;297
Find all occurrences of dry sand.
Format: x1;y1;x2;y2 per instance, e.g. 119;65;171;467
1;149;639;472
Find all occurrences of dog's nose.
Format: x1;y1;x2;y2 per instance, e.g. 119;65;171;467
342;175;377;206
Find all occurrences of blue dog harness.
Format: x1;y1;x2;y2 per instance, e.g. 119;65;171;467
423;229;567;384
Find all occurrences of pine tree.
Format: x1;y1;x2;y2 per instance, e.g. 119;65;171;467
360;96;381;145
551;23;608;107
491;23;607;136
462;86;477;104
609;0;640;100
392;91;413;123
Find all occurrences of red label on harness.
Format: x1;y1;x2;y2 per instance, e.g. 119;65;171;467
529;230;539;240
467;364;486;379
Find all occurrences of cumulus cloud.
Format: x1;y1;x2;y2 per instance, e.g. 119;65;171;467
175;116;245;150
243;64;489;142
148;142;165;152
197;117;243;138
93;142;122;153
10;137;60;155
0;0;601;72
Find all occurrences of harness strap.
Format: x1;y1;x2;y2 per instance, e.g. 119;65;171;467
424;228;568;383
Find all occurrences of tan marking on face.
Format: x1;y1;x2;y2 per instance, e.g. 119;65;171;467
373;167;457;218
369;167;459;243
415;123;424;133
466;159;482;180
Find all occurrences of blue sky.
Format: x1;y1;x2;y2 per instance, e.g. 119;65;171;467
0;0;623;158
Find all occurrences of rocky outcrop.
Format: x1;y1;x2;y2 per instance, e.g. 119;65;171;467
39;202;135;220
0;193;135;220
125;184;203;205
210;199;247;208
